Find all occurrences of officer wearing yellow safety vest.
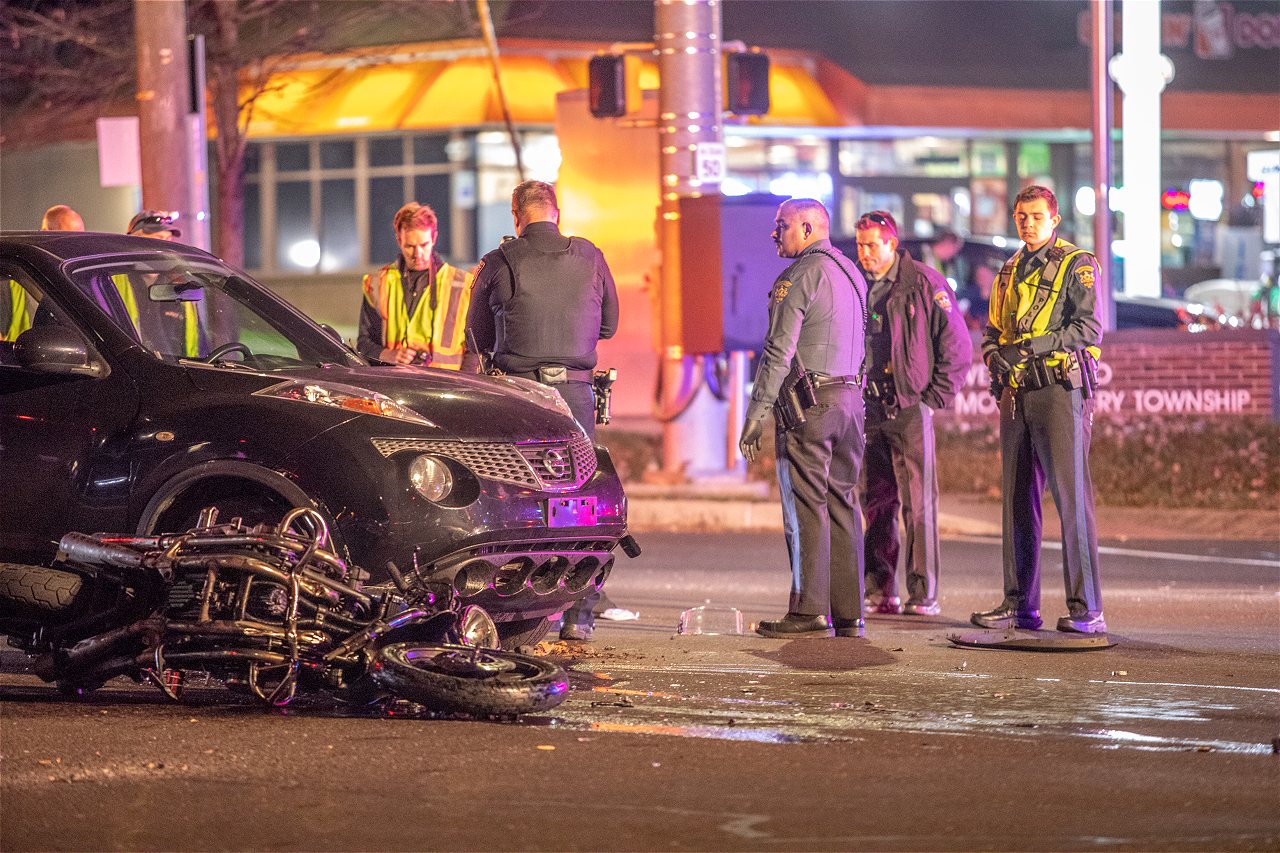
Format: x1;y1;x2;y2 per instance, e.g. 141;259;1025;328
358;202;473;369
2;205;86;341
971;185;1107;635
123;211;201;358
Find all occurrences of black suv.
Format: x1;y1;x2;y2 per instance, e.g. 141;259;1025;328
0;232;631;647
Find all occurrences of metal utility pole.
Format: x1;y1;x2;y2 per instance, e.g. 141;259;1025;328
655;0;729;478
134;0;194;232
1091;0;1115;330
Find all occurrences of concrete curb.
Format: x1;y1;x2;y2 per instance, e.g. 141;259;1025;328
629;498;1002;537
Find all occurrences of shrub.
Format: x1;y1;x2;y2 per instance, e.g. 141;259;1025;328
599;415;1280;511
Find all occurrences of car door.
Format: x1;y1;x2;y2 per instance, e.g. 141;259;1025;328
0;263;140;563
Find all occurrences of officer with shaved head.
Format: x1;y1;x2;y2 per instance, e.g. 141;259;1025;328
740;198;868;639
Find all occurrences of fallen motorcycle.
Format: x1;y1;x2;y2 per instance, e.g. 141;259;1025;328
0;507;568;716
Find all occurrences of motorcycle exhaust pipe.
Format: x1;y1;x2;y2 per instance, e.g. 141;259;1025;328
57;532;149;569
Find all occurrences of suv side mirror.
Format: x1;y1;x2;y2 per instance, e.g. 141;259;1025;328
13;326;105;378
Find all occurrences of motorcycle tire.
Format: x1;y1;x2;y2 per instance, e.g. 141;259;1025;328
0;564;83;619
496;616;553;650
371;642;568;716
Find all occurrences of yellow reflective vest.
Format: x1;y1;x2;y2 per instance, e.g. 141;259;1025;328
3;279;30;341
989;237;1102;386
111;273;199;358
362;262;473;369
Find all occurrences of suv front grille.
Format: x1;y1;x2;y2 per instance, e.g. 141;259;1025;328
372;434;596;492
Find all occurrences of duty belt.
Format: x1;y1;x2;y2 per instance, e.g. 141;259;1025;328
507;367;593;384
811;374;860;389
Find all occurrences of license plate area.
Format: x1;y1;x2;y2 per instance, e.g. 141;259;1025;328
547;496;597;528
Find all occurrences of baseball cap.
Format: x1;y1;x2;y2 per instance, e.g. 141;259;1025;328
127;210;181;237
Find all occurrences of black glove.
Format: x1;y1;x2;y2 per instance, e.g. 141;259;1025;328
987;343;1029;375
738;418;764;463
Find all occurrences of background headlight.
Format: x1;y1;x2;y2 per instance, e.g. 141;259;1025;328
409;454;453;502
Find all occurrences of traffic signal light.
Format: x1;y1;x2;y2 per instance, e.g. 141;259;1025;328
726;52;770;115
588;55;627;118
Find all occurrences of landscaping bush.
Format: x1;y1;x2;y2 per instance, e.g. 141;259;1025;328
599;415;1280;511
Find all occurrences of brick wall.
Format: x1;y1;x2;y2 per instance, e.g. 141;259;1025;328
942;328;1280;421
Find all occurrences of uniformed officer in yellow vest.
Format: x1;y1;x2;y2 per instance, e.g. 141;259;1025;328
124;211;201;358
358;202;473;369
971;185;1106;635
3;205;87;341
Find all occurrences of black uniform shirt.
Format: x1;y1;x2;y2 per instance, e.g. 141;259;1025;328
866;256;899;378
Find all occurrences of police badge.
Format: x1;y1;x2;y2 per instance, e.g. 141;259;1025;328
773;280;791;303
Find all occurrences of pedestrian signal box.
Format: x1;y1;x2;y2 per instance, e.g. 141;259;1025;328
588;55;627;118
726;52;770;116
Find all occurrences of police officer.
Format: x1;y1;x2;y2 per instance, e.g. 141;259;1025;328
740;198;867;639
358;202;473;369
464;179;619;641
854;211;971;617
971;185;1106;634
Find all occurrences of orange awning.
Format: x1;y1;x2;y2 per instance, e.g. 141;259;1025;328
243;39;849;138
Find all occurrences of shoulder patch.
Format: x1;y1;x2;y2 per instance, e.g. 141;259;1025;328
932;289;953;312
773;280;792;303
1076;266;1095;288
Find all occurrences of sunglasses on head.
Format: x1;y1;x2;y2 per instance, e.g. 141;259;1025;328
861;212;893;228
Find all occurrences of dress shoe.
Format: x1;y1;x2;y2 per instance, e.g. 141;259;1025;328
863;593;903;615
833;618;865;638
970;603;1042;630
903;599;941;617
755;613;835;638
559;623;594;641
1057;611;1107;634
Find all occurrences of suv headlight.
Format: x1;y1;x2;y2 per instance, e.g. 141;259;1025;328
409;454;453;502
255;380;435;427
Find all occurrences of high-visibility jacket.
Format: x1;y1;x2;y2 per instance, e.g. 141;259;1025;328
362;262;473;369
987;236;1102;386
3;280;30;341
111;273;200;358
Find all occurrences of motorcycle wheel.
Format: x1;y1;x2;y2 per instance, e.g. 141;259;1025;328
496;615;553;650
371;643;568;715
0;564;83;619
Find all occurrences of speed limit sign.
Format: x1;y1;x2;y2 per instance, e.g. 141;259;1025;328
694;143;727;185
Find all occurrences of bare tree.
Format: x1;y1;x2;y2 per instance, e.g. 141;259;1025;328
1;0;474;267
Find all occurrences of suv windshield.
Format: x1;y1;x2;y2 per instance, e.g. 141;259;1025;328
66;255;364;370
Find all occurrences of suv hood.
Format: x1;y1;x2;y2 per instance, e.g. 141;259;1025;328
186;363;585;443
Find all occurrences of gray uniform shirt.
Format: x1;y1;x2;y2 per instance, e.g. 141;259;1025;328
746;238;866;422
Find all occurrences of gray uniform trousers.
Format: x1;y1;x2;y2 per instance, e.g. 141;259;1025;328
775;384;865;623
999;382;1103;615
862;401;941;604
554;381;602;629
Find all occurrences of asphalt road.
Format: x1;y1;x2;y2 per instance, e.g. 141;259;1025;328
2;531;1277;851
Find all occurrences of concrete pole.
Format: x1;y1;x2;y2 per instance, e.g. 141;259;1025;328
1111;0;1173;298
134;0;194;234
654;0;730;479
1091;0;1115;330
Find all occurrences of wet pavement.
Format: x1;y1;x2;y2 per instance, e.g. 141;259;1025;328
1;530;1277;850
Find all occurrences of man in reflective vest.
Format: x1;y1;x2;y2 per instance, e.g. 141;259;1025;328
3;205;88;341
125;211;201;358
358;202;473;369
971;185;1106;634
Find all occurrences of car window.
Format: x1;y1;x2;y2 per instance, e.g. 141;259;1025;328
65;257;363;370
0;266;85;369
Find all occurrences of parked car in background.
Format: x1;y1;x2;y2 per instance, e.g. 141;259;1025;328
835;234;1219;332
0;232;634;649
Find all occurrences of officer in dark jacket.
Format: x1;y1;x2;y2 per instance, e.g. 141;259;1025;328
464;179;619;640
854;211;971;617
740;198;867;639
972;185;1106;634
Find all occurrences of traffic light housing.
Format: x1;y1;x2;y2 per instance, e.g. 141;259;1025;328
726;52;770;115
588;55;627;118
